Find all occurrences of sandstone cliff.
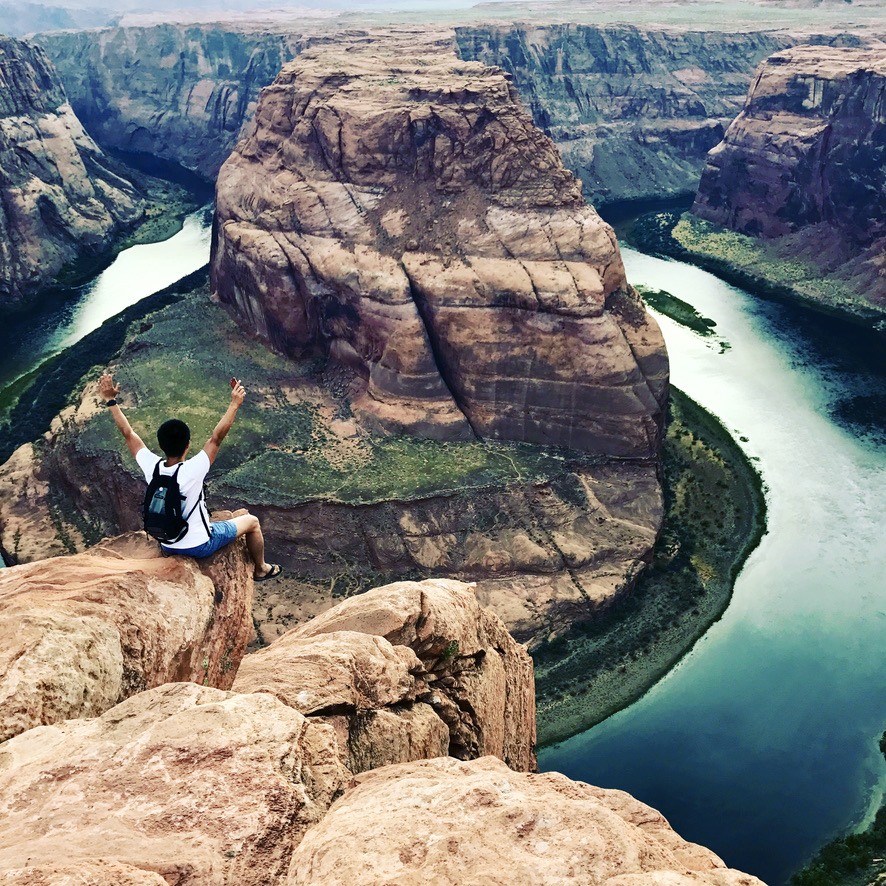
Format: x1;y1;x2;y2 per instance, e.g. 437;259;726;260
691;45;886;317
37;21;814;205
455;24;799;205
0;527;253;743
0;35;144;311
0;554;764;886
212;35;668;457
35;24;313;179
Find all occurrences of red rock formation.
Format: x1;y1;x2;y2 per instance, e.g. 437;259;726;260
281;578;537;772
692;45;886;311
0;682;348;885
0;528;253;743
288;755;768;886
233;578;536;774
212;34;668;457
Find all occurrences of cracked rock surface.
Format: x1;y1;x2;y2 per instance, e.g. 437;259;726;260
212;31;668;457
236;578;536;774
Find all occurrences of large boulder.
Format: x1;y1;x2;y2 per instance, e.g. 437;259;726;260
212;33;667;457
233;628;449;775
0;682;347;885
0;528;253;743
278;579;537;772
288;755;767;886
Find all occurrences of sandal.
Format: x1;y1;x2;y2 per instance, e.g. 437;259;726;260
254;563;282;581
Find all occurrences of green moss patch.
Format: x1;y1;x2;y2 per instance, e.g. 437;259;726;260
628;210;886;327
637;284;717;336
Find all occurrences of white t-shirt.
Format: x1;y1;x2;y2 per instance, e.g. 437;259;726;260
136;448;212;549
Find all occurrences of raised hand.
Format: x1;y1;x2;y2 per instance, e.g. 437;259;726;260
98;372;120;401
231;379;246;406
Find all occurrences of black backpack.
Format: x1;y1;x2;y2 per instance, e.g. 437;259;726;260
143;462;200;544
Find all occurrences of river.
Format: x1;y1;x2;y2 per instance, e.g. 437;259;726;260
0;205;212;393
540;247;886;886
4;204;885;884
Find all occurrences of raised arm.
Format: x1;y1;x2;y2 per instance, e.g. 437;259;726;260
204;379;245;465
98;372;145;460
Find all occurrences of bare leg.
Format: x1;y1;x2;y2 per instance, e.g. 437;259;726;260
231;513;271;577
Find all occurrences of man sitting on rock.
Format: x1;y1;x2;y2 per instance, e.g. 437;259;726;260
97;371;281;581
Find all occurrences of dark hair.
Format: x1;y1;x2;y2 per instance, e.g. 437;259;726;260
157;419;191;458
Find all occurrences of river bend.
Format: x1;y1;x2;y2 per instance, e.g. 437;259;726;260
541;247;886;886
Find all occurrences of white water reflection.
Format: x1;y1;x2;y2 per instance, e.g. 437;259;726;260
56;207;213;351
0;206;212;391
540;247;886;886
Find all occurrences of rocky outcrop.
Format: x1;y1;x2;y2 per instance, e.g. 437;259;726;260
455;25;800;205
234;627;450;775
212;35;667;457
235;579;537;773
0;575;764;886
0;35;144;311
0;528;253;743
288;755;767;886
0;682;348;885
692;45;886;312
35;24;314;179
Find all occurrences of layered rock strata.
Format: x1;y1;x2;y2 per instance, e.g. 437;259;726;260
692;45;886;313
235;579;536;772
37;21;828;205
0;35;143;311
0;528;253;743
35;24;315;179
288;755;767;886
212;38;668;457
455;25;800;205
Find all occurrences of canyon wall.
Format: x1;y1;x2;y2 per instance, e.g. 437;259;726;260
691;45;886;314
212;33;668;457
35;24;314;178
0;35;144;311
38;22;813;204
455;25;799;205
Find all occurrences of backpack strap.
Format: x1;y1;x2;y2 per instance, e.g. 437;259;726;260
176;464;211;538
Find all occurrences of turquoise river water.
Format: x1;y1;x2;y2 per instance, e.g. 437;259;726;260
540;247;886;886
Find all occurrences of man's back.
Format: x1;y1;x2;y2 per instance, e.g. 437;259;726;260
136;448;211;550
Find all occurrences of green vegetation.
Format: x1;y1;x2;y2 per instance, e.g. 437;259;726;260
628;210;886;327
66;284;600;509
636;284;717;336
533;387;766;746
793;734;886;886
0;267;208;465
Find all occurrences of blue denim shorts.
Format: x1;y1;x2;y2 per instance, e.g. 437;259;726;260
162;519;238;559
